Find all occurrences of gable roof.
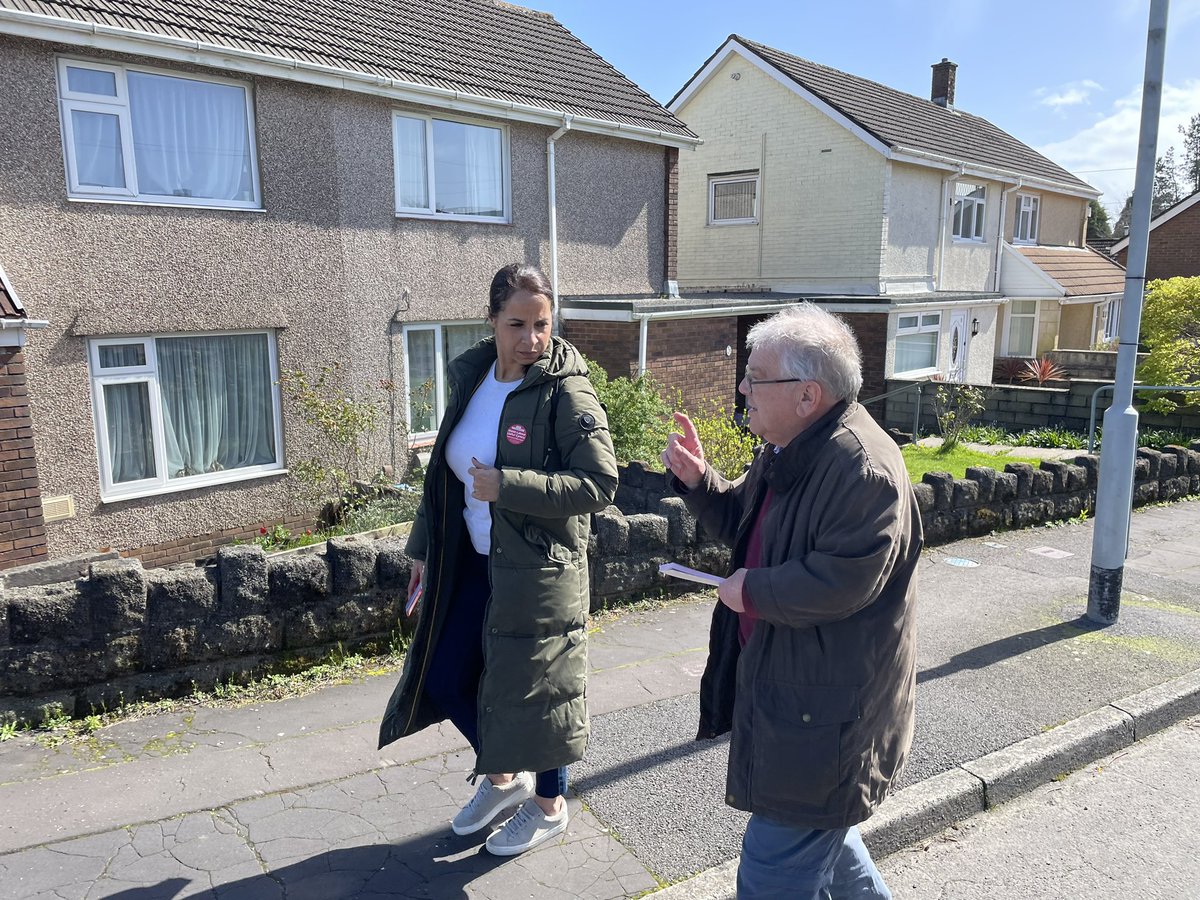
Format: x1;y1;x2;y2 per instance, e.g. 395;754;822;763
0;0;697;146
671;36;1095;196
1015;245;1125;297
1109;188;1200;254
0;263;25;320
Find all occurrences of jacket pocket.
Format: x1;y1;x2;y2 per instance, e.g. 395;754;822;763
749;682;860;810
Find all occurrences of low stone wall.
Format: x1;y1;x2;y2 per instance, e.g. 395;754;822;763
884;378;1200;437
1;537;413;723
5;448;1200;724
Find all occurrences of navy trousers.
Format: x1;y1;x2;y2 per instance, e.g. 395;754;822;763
423;548;568;799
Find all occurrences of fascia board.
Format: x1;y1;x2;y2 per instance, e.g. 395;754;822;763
890;149;1098;199
0;263;25;314
669;40;891;158
0;10;700;149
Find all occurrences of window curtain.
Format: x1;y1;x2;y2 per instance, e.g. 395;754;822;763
103;381;156;483
434;120;502;216
895;333;937;372
394;116;429;209
157;334;275;479
71;109;126;188
406;330;438;433
128;72;253;201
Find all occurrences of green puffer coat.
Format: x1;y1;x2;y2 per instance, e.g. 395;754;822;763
378;336;618;775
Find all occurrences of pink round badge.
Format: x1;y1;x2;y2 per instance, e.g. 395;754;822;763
506;424;528;445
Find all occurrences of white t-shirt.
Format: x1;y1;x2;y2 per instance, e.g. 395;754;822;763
445;363;523;555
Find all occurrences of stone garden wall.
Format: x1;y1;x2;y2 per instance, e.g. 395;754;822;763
4;446;1200;724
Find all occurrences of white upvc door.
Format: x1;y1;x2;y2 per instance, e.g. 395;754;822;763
947;309;970;382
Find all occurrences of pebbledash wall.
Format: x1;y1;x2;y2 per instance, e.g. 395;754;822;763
4;444;1200;724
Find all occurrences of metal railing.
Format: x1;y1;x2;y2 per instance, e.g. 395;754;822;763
862;381;924;438
1087;383;1200;453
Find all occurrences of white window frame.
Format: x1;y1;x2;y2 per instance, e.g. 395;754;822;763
707;172;760;225
1013;193;1040;244
88;331;284;502
893;311;942;377
1102;297;1121;342
402;320;490;442
56;57;262;209
392;111;511;223
952;182;987;242
1002;299;1039;357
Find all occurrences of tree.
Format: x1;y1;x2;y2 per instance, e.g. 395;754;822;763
1087;199;1113;240
1152;147;1181;216
1180;113;1200;194
1136;276;1200;414
1114;193;1133;238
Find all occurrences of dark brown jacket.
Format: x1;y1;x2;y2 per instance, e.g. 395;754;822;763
678;401;921;829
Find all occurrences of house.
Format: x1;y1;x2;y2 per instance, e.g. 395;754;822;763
0;0;698;570
1109;188;1200;280
579;35;1124;417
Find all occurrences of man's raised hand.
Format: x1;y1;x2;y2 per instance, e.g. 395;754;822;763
661;412;707;490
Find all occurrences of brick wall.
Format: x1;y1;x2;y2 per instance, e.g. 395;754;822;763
664;146;679;285
840;312;888;408
121;512;320;569
1115;202;1200;279
0;347;47;571
564;317;740;413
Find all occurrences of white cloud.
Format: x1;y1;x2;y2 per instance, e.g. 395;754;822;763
1036;79;1103;109
1037;79;1200;216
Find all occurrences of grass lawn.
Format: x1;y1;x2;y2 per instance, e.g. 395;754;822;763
901;443;1032;482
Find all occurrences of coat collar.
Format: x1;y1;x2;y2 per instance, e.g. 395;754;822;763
765;399;852;488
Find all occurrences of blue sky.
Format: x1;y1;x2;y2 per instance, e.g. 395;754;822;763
531;0;1200;219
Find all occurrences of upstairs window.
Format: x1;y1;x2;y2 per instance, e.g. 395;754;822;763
894;312;942;374
57;59;260;208
403;321;492;440
1014;194;1040;243
393;113;509;222
952;182;986;240
708;173;759;225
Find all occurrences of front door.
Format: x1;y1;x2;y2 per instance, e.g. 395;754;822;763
948;310;969;382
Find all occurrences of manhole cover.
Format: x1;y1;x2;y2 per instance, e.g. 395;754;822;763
944;557;979;568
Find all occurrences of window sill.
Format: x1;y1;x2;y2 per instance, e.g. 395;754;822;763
707;219;759;227
68;196;265;213
891;366;940;380
951;237;986;244
99;467;288;504
395;211;511;225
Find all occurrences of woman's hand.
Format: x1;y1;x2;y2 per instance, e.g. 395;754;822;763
661;412;707;490
407;559;425;600
469;458;501;502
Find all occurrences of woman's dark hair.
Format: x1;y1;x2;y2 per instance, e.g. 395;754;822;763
488;263;553;318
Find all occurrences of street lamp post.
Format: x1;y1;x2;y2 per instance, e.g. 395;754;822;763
1087;0;1170;625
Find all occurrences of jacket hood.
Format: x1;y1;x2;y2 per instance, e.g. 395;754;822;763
449;335;589;389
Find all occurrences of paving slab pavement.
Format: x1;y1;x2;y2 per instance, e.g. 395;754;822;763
1;499;1199;897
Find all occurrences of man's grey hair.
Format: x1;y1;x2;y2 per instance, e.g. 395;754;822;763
746;303;863;403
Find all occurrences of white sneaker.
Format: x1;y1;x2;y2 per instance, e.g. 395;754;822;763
484;798;569;856
451;772;534;836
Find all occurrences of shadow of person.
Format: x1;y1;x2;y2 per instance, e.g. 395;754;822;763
102;826;516;899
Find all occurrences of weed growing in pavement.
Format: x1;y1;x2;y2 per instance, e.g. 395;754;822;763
0;720;20;742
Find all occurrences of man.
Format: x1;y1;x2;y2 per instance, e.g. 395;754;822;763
662;304;921;898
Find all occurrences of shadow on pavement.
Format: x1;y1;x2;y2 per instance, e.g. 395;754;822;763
102;831;510;900
917;616;1106;685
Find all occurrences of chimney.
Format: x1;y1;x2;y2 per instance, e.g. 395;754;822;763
931;58;957;107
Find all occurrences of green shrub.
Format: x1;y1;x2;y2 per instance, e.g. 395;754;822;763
932;382;987;452
684;403;760;479
1010;427;1087;450
1136;276;1200;414
584;357;672;466
957;424;1011;445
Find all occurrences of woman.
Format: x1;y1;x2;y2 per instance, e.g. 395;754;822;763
379;263;618;857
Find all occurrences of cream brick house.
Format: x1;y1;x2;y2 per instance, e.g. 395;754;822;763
0;0;698;569
642;35;1125;414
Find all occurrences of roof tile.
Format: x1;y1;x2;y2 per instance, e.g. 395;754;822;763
1;0;696;139
1017;245;1126;296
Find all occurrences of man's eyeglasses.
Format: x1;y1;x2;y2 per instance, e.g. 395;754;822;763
742;374;807;391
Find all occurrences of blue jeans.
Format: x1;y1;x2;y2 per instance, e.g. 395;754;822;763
737;815;891;899
423;549;567;799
